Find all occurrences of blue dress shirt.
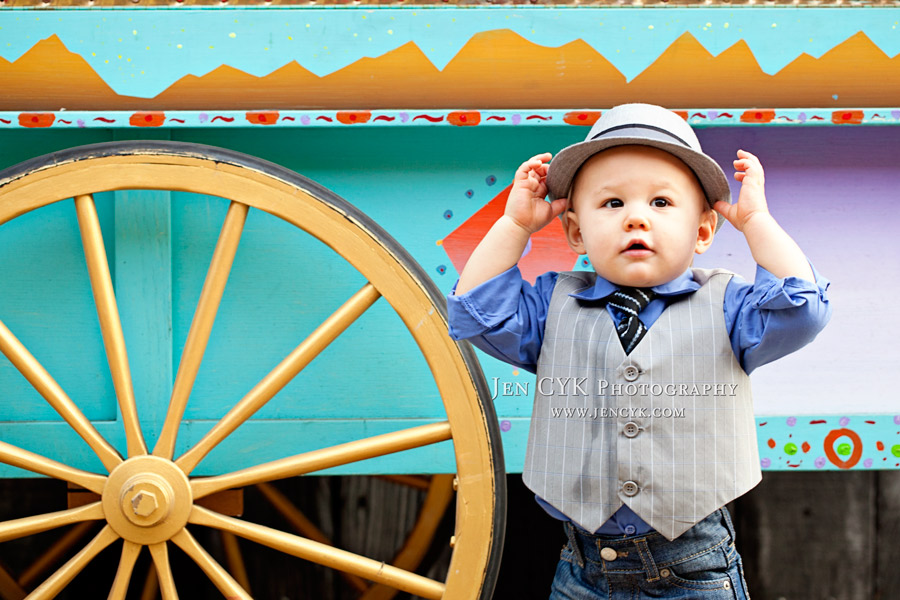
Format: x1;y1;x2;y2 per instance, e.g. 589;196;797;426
448;263;831;535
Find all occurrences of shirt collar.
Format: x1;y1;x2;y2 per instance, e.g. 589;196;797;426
568;268;701;301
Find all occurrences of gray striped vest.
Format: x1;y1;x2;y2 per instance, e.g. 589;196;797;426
522;268;761;540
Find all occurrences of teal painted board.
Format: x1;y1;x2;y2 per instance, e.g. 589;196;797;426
114;189;173;446
0;419;456;478
1;122;897;474
3;8;900;97
0;195;119;422
169;192;443;421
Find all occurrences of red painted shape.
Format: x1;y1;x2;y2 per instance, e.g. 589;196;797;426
448;111;481;126
130;112;165;127
564;111;602;126
58;119;72;124
413;114;444;123
759;421;767;426
486;116;506;122
246;111;280;125
809;419;827;424
823;428;863;469
211;116;235;123
877;441;885;451
767;438;776;449
316;116;334;122
832;110;864;125
865;420;876;424
442;184;580;284
801;441;811;453
374;115;396;122
20;113;55;128
526;115;551;121
337;111;372;125
740;110;775;124
282;116;296;122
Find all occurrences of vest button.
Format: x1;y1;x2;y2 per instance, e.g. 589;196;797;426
623;365;640;382
623;422;640;438
622;480;639;496
600;547;617;561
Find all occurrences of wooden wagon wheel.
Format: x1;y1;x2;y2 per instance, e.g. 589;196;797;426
0;141;505;599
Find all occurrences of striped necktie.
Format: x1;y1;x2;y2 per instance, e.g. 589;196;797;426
607;287;656;355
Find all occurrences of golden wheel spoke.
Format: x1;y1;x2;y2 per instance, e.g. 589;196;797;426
0;503;103;544
255;482;369;593
75;193;147;458
27;524;118;600
189;505;445;600
361;474;455;600
192;422;452;500
0;562;26;600
148;543;178;600
154;202;249;460
0;319;121;472
107;541;142;600
175;283;381;474
18;521;95;589
220;532;251;594
0;441;105;494
170;528;250;600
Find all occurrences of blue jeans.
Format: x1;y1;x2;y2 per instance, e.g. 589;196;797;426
550;508;750;599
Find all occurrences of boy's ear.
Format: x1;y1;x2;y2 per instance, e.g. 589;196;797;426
694;208;716;255
563;207;586;255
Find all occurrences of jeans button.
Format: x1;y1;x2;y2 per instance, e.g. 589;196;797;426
600;547;617;561
660;568;671;578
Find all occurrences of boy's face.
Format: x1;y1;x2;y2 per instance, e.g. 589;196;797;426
564;145;716;288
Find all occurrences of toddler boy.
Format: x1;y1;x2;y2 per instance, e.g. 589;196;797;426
447;103;831;598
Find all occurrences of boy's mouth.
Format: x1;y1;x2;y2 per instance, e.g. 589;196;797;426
622;239;653;256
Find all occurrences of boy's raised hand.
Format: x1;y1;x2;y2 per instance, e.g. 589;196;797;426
714;149;770;233
505;153;569;234
714;149;815;282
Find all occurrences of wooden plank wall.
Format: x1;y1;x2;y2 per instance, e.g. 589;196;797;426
1;472;897;598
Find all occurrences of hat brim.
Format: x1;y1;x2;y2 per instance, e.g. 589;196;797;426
546;134;731;231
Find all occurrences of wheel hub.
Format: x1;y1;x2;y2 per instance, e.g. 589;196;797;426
102;455;193;544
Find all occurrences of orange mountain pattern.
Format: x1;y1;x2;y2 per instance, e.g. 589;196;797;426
2;30;899;110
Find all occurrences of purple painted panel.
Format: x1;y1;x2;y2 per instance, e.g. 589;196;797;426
695;126;900;415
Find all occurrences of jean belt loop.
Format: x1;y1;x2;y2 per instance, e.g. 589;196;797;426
564;521;585;568
720;506;738;543
633;538;661;582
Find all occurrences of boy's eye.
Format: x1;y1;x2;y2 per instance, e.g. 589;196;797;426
602;198;623;208
651;197;670;207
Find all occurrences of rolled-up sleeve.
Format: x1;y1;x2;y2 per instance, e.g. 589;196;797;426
447;266;558;373
724;261;832;374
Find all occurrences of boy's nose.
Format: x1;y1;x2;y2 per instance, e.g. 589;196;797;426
624;211;650;231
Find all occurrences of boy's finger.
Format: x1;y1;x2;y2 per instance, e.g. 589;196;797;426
713;199;733;216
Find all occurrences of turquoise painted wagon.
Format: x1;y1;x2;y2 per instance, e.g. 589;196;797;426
1;2;899;598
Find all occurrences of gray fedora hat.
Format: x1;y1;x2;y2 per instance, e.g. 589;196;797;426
546;103;730;230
